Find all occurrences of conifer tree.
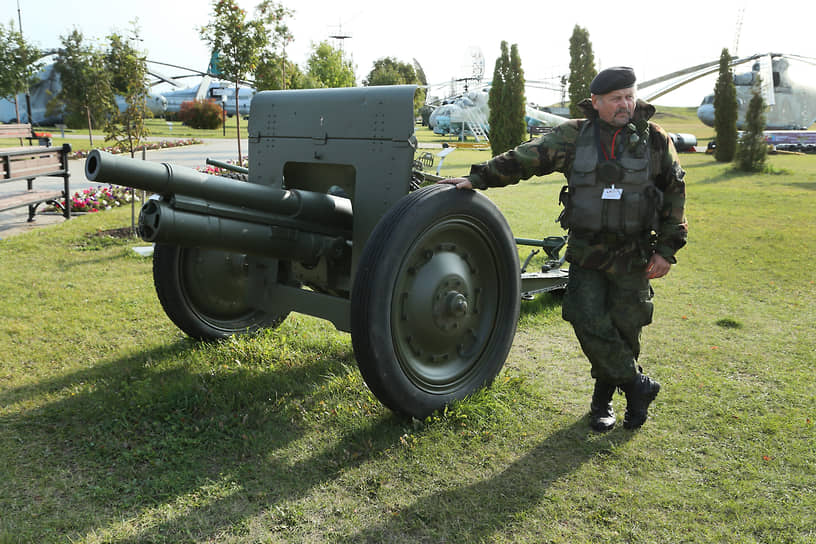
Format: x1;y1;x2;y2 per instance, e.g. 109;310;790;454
488;42;526;155
488;41;510;155
714;47;738;162
507;44;527;148
568;25;596;118
735;76;768;172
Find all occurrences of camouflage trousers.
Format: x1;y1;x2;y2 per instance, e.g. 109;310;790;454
561;263;655;384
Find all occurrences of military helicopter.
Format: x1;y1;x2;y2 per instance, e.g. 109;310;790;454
147;55;255;117
427;87;568;141
0;53;252;124
426;47;569;140
688;53;816;130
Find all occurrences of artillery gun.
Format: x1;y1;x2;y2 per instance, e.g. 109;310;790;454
85;85;567;418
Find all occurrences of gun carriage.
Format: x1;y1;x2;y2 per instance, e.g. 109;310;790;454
85;86;566;418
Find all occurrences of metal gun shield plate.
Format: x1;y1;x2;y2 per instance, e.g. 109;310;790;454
248;85;418;276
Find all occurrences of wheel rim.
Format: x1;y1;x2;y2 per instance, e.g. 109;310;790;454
391;216;504;394
178;248;265;331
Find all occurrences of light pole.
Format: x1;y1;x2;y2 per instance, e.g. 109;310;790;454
221;94;227;136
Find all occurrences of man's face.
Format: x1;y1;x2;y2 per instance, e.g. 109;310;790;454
591;87;637;127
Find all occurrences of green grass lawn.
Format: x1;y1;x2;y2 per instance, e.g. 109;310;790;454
0;118;814;542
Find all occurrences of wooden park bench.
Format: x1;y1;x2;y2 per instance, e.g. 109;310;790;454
0;123;52;147
1;124;71;221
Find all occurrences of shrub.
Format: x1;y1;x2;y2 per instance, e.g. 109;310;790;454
177;99;224;130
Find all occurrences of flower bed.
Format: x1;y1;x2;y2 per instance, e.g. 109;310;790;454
50;185;140;213
70;139;203;160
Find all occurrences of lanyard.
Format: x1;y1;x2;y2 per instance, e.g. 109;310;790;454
594;121;622;161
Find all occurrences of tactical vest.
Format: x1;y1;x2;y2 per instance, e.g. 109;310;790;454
560;120;662;236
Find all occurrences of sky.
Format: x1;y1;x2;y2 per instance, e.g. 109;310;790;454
6;0;816;107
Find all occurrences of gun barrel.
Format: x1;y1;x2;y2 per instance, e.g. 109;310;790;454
85;149;352;230
139;198;347;264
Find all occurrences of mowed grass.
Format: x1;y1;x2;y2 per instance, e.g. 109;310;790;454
0;114;814;542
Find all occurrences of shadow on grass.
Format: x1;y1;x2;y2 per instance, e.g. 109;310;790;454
0;340;193;408
0;322;621;542
685;167;746;184
784;180;816;191
0;335;394;540
346;420;634;542
520;291;563;318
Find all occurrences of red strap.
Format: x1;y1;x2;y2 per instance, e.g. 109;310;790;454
601;128;622;160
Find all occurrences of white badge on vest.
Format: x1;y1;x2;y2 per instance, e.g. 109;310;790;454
602;184;623;200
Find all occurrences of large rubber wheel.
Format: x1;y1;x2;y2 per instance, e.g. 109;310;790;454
153;244;288;340
351;184;520;418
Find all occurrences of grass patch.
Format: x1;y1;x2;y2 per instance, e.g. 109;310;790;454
1;126;815;542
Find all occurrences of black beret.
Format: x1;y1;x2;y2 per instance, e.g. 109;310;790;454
590;66;636;95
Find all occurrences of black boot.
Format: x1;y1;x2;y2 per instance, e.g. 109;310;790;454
621;372;661;429
589;380;616;432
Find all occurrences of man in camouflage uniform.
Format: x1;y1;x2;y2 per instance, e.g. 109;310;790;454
440;67;687;431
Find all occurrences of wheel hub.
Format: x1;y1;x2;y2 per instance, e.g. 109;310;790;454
392;221;500;390
432;278;470;332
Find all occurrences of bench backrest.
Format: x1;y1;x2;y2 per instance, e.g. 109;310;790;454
0;123;34;139
1;144;71;181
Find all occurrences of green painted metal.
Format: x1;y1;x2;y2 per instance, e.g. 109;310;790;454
85;85;418;333
391;217;506;393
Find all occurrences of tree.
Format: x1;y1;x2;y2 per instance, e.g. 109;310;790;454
255;54;304;90
488;41;526;156
735;75;768;172
568;25;596;118
0;21;43;124
488;41;510;155
363;57;426;116
199;0;269;162
413;59;429;120
507;44;527;145
253;0;294;90
306;41;355;88
53;29;114;146
713;47;738;162
104;26;149;158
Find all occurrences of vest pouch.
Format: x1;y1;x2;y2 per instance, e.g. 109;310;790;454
619;155;649;183
597;162;623;184
622;191;643;234
569;186;603;233
571;143;598;187
606;190;659;235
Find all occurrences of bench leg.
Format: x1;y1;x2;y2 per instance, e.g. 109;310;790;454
27;202;40;222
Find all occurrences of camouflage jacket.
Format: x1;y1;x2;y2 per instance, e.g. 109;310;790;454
466;98;688;273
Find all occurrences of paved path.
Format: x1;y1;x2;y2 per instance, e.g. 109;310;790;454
0;138;247;239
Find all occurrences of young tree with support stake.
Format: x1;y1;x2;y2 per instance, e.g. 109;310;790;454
104;25;150;237
199;0;269;163
104;26;149;159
